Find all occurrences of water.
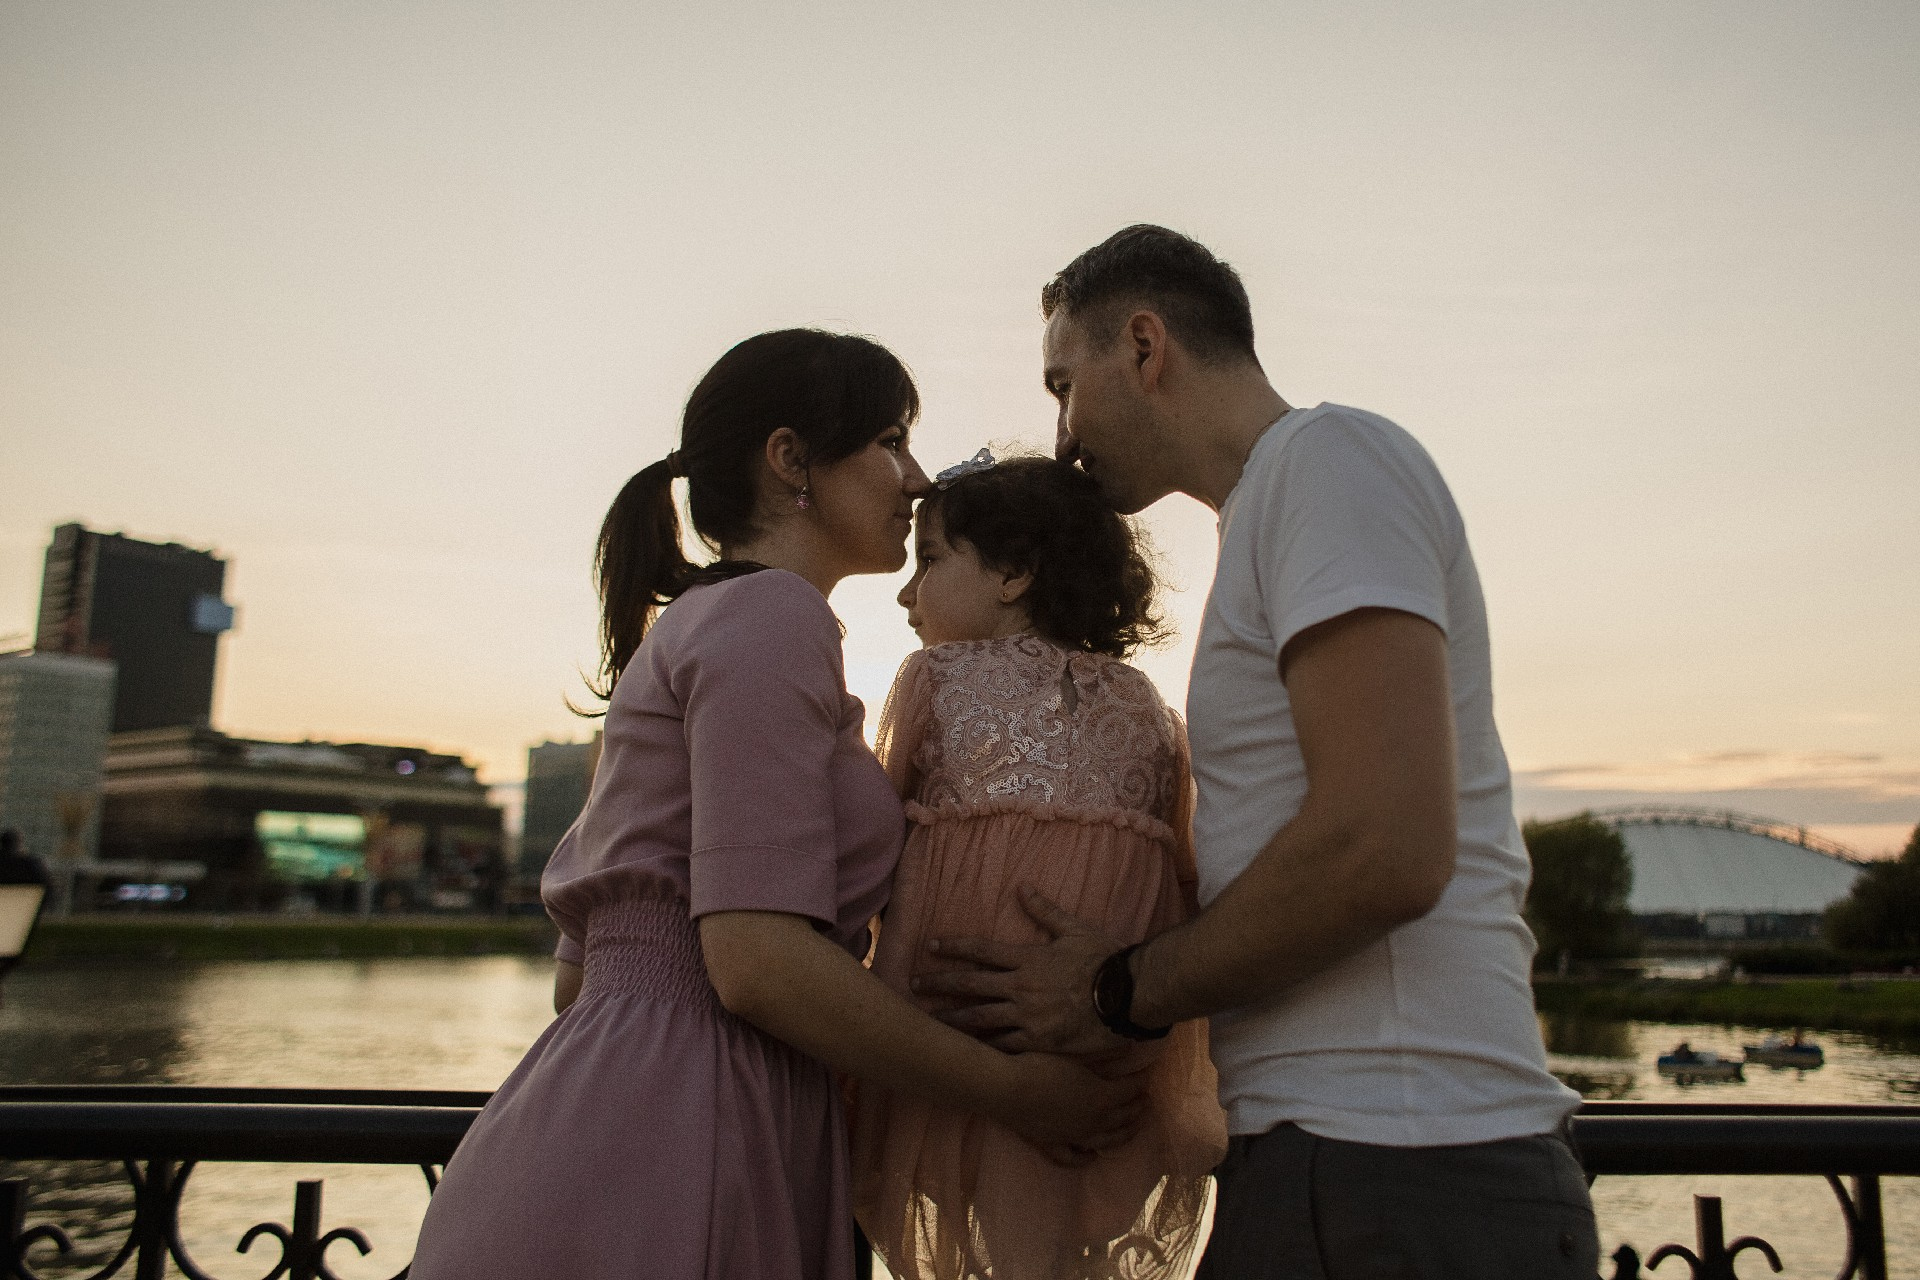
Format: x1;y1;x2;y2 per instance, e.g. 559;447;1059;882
1540;1011;1920;1277
1;960;1915;1279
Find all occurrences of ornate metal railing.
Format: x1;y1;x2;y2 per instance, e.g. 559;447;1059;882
0;1087;478;1280
1574;1102;1916;1280
1;1089;1915;1280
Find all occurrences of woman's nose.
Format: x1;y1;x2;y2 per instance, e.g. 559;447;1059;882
897;580;915;609
900;449;933;497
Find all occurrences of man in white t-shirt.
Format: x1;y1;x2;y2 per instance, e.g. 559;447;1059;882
918;225;1598;1277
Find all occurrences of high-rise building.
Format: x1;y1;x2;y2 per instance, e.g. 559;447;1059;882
0;650;117;877
520;735;602;878
35;523;234;734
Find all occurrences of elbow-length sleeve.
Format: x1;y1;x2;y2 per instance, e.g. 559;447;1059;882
679;573;848;926
874;649;934;801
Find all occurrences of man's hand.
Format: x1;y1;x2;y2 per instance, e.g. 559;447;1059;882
912;887;1129;1058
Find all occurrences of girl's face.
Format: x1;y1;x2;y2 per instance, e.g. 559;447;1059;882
896;504;1032;646
808;421;932;577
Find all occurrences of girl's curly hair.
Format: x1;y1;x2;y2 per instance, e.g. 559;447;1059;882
922;455;1167;658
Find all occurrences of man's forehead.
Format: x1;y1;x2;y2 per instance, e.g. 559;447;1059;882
1041;311;1080;369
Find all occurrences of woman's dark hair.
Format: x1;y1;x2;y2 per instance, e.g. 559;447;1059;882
922;456;1166;659
587;328;920;702
1040;223;1257;365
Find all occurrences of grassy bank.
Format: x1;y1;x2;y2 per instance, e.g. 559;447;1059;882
1534;977;1920;1040
23;915;560;963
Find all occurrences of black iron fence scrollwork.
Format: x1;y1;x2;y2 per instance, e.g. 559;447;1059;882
0;1087;471;1280
0;1089;1915;1280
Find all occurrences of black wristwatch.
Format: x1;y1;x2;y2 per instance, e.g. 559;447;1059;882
1091;943;1171;1041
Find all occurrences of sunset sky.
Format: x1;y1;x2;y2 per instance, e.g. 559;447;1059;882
3;1;1914;854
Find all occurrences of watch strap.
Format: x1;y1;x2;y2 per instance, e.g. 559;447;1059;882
1092;943;1172;1041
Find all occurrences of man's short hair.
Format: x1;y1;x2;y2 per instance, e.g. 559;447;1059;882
1041;224;1257;364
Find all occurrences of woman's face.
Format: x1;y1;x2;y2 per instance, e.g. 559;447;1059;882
807;421;932;577
896;504;1031;647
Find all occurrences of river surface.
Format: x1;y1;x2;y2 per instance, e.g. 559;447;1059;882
1;958;1915;1279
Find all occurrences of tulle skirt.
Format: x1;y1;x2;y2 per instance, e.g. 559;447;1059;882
851;811;1226;1280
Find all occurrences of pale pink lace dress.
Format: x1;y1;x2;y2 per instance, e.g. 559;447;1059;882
851;634;1226;1280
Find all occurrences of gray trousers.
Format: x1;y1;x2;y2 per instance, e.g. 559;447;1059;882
1194;1123;1599;1280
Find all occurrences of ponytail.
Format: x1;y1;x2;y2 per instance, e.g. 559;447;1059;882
587;457;689;702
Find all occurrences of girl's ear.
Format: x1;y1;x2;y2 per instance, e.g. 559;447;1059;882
999;567;1035;605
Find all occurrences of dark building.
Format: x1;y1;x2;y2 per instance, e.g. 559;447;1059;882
35;523;234;734
520;735;601;879
101;726;505;913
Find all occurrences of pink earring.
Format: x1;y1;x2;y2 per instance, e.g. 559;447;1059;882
795;486;812;511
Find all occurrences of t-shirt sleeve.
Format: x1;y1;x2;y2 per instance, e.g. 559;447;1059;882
679;573;845;925
1257;414;1456;657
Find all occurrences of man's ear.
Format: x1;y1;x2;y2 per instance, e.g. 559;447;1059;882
1125;310;1170;393
999;567;1036;605
763;427;810;491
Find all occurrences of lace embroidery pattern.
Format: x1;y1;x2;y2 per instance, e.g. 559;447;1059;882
892;635;1183;842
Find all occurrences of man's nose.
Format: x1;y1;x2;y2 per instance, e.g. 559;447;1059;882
1054;420;1078;463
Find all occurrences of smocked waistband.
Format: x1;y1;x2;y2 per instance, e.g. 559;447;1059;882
579;896;719;1011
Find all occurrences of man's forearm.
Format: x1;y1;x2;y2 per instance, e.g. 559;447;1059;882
1128;797;1453;1029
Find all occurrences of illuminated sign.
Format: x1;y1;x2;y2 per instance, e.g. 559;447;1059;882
115;884;187;903
255;811;366;882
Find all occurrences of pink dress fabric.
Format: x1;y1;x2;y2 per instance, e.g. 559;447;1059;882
851;634;1227;1280
411;570;903;1280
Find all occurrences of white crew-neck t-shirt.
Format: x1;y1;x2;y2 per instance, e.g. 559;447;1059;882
1186;403;1578;1148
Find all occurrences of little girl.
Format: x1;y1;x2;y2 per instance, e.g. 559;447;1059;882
852;453;1226;1280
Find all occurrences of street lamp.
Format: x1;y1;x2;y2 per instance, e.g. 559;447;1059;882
0;829;50;991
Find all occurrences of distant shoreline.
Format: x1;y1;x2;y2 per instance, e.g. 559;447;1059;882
23;924;1920;1044
23;915;560;963
1534;977;1920;1042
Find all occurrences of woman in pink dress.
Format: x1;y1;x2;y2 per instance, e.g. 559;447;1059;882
852;455;1227;1280
410;333;1142;1280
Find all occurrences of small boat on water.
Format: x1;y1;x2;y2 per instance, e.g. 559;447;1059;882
1744;1034;1825;1068
1657;1043;1745;1082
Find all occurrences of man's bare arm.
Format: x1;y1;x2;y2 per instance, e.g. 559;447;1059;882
916;607;1458;1053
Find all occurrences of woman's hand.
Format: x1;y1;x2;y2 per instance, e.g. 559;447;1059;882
700;909;1147;1168
992;1052;1148;1166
